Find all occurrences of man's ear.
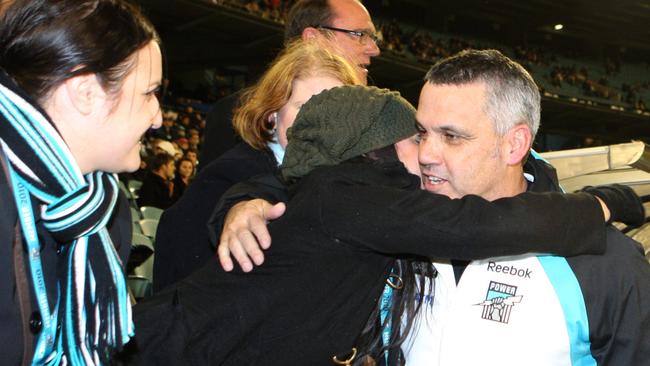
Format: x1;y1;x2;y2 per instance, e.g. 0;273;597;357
302;27;321;41
63;73;105;116
504;124;532;165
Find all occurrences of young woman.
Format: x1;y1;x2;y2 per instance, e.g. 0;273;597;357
172;157;195;201
0;0;161;364
153;40;364;292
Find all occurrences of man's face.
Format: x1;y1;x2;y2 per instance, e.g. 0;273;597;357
163;159;176;180
325;0;380;83
186;151;197;164
416;82;510;201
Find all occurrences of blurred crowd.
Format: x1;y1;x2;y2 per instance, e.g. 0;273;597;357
211;0;297;23
139;0;647;191
213;0;649;113
119;90;208;209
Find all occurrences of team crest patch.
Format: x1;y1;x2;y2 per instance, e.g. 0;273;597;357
475;281;523;324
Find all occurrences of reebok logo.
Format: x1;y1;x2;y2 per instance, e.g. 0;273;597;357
487;261;532;278
475;281;523;324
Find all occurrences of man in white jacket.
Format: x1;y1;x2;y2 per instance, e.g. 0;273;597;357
404;48;650;366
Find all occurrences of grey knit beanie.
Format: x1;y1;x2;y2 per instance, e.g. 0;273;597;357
281;85;417;180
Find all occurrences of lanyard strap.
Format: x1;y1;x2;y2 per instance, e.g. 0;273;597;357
379;282;393;365
9;166;60;364
2;148;36;366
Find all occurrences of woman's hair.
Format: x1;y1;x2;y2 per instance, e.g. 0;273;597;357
355;259;436;364
0;0;159;104
233;39;363;150
341;150;437;365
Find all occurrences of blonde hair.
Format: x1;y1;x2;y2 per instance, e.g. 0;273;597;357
233;39;362;150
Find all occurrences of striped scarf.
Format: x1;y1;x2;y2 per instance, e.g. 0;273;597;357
0;71;133;365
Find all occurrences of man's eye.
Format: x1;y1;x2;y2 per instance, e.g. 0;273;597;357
444;133;461;142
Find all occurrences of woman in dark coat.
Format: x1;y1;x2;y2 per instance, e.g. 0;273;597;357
0;0;162;364
132;86;626;365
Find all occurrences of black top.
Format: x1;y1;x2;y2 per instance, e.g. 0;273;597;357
153;142;277;292
198;92;242;170
171;175;188;202
132;160;606;365
137;171;174;210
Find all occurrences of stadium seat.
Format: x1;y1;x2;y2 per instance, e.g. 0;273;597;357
140;206;164;221
139;219;159;239
128;275;152;300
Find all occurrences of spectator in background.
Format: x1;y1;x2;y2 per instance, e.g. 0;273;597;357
172;157;195;201
184;148;199;168
138;153;176;209
188;132;201;151
380;19;404;54
177;113;191;132
152;114;177;141
199;0;381;168
175;137;189;152
152;139;177;157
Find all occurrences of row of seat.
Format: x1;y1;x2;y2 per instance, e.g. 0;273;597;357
119;179;162;300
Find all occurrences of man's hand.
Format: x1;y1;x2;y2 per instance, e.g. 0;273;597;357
217;199;286;272
595;197;611;223
582;184;645;227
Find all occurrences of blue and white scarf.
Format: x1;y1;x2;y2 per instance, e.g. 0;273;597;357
0;71;133;365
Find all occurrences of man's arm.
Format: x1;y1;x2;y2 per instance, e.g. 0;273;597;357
313;164;643;259
208;173;288;271
317;180;607;259
217;199;285;272
215;165;643;270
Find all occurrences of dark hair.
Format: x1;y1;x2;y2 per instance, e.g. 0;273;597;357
176;157;193;167
351;259;435;364
0;0;159;103
284;0;332;42
342;149;436;364
361;144;400;163
150;152;173;171
424;49;540;139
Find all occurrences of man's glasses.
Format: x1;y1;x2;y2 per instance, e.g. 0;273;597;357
316;25;382;46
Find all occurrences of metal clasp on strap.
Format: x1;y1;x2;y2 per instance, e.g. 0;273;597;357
386;273;403;289
332;347;357;365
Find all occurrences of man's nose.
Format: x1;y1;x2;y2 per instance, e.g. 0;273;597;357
365;39;380;57
418;136;442;167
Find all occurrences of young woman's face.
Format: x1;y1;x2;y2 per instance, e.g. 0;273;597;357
394;135;421;176
274;75;343;148
178;160;194;179
90;41;163;173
